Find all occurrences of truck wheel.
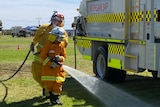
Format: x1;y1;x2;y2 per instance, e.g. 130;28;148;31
148;70;158;79
93;46;108;79
151;71;158;79
109;68;126;83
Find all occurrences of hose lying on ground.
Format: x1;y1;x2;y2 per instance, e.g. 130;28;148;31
0;50;31;102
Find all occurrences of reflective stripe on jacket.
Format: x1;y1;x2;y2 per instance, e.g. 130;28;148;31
42;57;50;65
34;55;42;63
41;76;65;82
37;43;43;49
40;42;66;83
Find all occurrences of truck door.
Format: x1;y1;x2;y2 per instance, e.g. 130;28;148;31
130;0;146;40
124;0;147;72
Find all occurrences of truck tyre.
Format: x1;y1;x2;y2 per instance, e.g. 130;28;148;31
151;71;158;79
93;46;126;82
148;70;158;79
109;68;126;83
93;46;109;79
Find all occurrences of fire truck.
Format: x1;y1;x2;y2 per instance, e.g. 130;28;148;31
73;0;160;82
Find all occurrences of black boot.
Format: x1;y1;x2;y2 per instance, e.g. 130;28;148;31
42;88;45;96
49;92;62;105
49;91;56;105
54;95;62;105
42;88;49;99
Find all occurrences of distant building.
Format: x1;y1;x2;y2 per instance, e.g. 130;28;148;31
0;20;3;36
0;20;2;30
10;26;23;37
10;26;38;37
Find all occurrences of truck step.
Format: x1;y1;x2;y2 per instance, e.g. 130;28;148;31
125;54;137;58
125;68;137;72
128;39;141;43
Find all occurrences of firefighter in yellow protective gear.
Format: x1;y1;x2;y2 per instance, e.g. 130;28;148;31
40;27;66;105
30;11;68;95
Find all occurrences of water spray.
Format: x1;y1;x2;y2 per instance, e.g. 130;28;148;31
63;65;153;107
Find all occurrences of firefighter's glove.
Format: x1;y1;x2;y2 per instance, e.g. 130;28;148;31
51;62;58;68
30;42;34;53
55;55;61;62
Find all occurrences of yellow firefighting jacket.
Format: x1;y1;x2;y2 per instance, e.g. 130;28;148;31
33;24;53;52
33;23;68;62
40;42;66;83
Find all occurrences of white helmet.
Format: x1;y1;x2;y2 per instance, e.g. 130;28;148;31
48;27;65;42
50;27;65;37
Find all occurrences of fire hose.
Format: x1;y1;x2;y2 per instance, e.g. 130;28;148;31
0;49;31;102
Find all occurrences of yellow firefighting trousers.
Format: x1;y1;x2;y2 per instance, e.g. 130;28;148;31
31;55;43;87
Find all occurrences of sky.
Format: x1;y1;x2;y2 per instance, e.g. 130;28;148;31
0;0;81;29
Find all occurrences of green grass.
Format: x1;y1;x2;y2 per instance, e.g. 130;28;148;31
0;35;93;72
0;35;160;107
0;36;33;62
0;35;104;107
